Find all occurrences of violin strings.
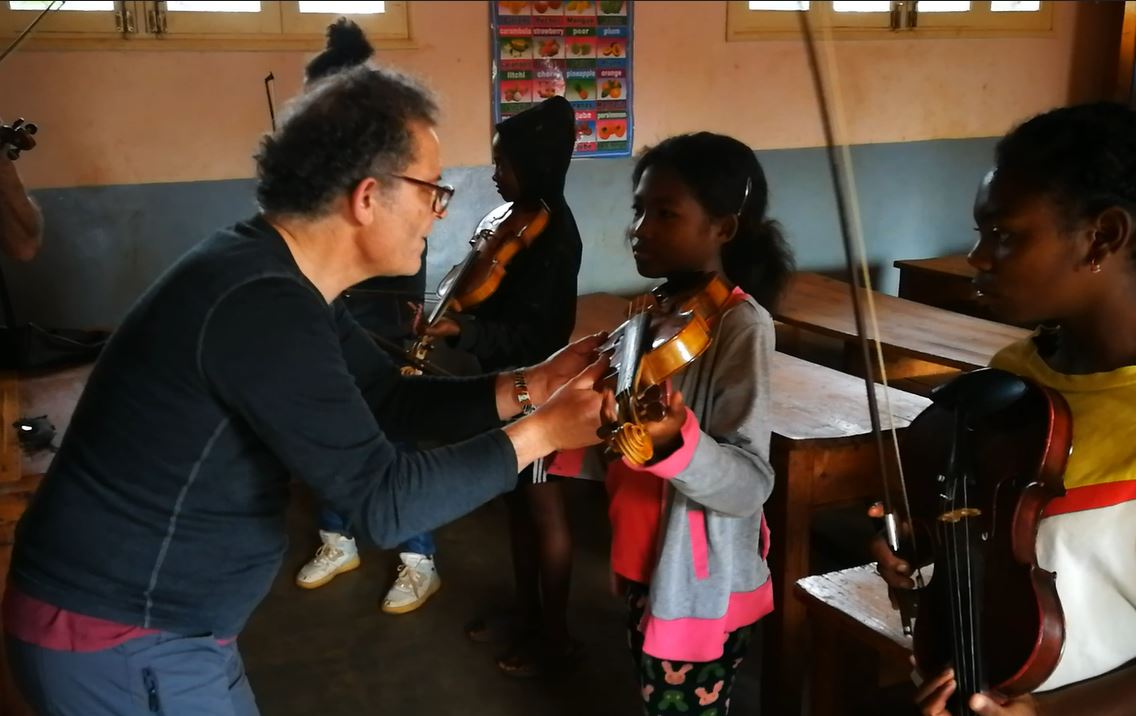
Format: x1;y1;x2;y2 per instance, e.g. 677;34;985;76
961;471;980;701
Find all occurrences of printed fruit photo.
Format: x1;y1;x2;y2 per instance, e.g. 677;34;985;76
501;37;532;58
501;82;530;103
600;41;624;57
600;79;623;99
538;39;561;57
576;121;594;138
568;41;593;56
500;1;528;14
565;1;592;12
597;121;626;140
599;0;624;13
536;82;562;99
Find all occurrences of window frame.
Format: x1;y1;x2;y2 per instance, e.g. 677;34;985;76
727;0;1054;41
0;0;414;50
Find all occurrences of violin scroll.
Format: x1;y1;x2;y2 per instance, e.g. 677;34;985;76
401;200;551;375
1;118;37;160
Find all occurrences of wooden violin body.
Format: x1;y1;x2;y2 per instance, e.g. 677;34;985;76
599;273;731;464
402;200;550;375
900;368;1071;712
1;118;37;160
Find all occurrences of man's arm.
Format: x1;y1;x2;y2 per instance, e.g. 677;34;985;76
0;158;43;262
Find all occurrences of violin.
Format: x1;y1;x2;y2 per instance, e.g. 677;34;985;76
897;368;1072;713
1;118;37;161
598;273;731;465
403;200;550;374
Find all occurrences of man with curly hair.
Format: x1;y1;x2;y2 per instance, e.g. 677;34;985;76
1;55;606;715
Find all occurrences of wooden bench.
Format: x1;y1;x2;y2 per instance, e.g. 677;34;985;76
795;563;915;716
775;272;1029;394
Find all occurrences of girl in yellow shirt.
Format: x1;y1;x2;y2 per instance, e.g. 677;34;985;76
876;102;1136;716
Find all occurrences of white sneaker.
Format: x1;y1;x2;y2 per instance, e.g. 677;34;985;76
295;530;361;589
381;552;441;614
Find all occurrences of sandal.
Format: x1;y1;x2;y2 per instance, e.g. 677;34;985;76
464;613;526;644
495;636;584;679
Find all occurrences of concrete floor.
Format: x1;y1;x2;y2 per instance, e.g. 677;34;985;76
239;480;763;716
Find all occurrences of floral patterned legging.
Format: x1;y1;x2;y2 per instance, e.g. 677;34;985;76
626;583;754;716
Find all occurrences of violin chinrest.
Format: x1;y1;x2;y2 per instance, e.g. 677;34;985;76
930;368;1030;417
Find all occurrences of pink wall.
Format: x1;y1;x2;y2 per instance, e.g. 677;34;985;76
0;0;1121;189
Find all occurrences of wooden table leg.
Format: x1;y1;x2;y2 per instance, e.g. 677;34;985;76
763;446;816;716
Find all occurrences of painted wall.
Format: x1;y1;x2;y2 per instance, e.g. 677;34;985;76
0;1;1123;328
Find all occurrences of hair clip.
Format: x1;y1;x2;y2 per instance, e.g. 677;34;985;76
737;177;752;217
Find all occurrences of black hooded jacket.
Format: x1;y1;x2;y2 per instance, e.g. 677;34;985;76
452;96;583;371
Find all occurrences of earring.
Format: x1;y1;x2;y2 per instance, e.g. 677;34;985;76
1090;259;1102;274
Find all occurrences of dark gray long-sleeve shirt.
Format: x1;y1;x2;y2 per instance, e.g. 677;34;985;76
9;216;517;638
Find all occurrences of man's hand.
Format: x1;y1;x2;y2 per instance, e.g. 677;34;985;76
503;356;607;468
523;332;607;405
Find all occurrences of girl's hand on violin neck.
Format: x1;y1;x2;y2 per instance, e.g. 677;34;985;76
407;301;428;336
524;333;608;405
423;317;460;338
600;387;688;461
917;667;958;715
644;389;687;455
870;534;916;591
916;668;1039;716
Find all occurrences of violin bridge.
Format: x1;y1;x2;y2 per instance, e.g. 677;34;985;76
937;507;982;524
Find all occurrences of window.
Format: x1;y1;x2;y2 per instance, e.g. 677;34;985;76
727;0;1053;40
1;1;126;36
0;0;409;47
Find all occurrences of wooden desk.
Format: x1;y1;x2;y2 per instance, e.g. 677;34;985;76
796;563;913;716
776;272;1029;392
894;254;981;313
763;353;929;716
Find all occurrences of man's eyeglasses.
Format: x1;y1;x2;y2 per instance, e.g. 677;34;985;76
387;173;455;216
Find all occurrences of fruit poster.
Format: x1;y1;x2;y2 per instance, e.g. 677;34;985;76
492;1;632;159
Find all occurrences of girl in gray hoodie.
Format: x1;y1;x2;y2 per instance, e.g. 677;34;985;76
552;132;794;715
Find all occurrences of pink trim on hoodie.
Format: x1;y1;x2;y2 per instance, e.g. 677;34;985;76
621;406;700;479
639;578;774;662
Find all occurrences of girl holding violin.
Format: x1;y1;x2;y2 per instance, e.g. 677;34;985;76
874;102;1136;716
551;132;793;714
432;95;584;677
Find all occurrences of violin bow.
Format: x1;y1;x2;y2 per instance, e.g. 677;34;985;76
0;0;61;65
264;72;277;132
795;7;924;632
